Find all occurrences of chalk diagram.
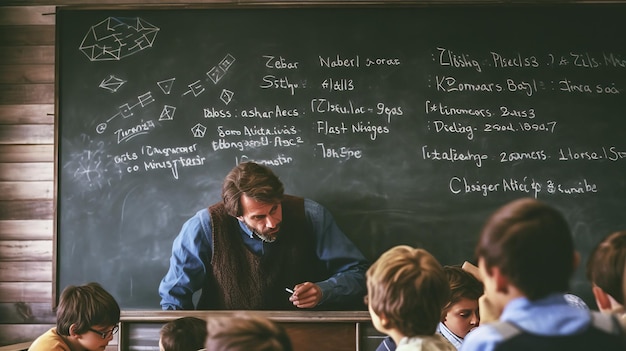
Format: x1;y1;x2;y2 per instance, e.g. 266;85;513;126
63;135;123;194
100;75;126;93
80;17;159;61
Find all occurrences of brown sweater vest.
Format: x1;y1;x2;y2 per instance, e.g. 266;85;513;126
197;195;326;310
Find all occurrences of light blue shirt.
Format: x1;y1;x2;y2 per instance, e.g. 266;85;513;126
159;198;369;310
437;322;463;349
460;294;592;351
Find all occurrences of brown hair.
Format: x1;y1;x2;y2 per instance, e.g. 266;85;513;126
55;282;120;336
222;162;284;217
366;245;450;336
442;265;483;315
476;197;574;300
160;317;207;351
586;230;626;305
205;313;292;351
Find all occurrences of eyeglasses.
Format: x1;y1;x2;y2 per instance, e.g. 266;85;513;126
88;325;119;339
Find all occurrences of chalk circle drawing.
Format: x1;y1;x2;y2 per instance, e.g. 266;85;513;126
191;123;206;138
63;135;123;195
100;75;126;93
80;17;159;61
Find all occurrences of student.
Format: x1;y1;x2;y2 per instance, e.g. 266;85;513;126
437;266;483;349
375;265;483;351
159;161;369;310
586;230;626;322
159;317;207;351
204;313;292;351
29;282;120;351
461;197;625;351
366;245;456;351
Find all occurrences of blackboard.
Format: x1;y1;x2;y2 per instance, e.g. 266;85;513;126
57;3;626;309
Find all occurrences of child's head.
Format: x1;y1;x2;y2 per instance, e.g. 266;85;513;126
159;317;207;351
586;230;626;312
366;245;450;338
205;313;292;351
55;282;120;350
441;265;483;339
476;198;575;303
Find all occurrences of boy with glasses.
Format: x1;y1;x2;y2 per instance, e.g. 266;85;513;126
29;282;120;351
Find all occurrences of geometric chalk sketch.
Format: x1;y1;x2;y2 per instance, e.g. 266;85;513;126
99;75;126;93
157;78;176;95
207;53;236;84
191;123;207;138
182;80;205;97
80;17;159;61
220;89;234;105
159;105;176;121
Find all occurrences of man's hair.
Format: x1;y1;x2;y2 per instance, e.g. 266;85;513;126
160;317;207;351
55;282;120;336
441;265;483;315
205;313;292;351
586;230;626;305
475;197;574;300
222;162;284;217
366;245;450;336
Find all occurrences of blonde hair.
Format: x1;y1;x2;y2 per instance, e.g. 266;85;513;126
205;313;292;351
366;245;450;336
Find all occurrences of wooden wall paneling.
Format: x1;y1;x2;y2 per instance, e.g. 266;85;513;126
0;65;55;84
0;26;55;46
0;85;54;105
0;163;54;181
0;303;55;324
0;283;51;303
0;125;54;144
0;200;54;220
0;240;52;261
0;105;55;125
0;262;52;282
0;220;53;240
0;47;55;65
0;182;53;200
0;146;54;163
0;7;56;26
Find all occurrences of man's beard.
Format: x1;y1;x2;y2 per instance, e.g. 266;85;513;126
243;222;280;243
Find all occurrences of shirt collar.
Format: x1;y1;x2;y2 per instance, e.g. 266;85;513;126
437;322;463;349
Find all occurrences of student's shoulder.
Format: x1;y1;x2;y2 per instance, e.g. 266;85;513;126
28;328;72;351
460;323;511;351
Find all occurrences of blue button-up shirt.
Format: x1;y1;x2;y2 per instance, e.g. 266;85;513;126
460;294;593;351
159;198;369;310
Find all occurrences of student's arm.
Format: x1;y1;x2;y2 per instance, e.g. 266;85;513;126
304;199;369;306
159;210;211;310
462;261;501;323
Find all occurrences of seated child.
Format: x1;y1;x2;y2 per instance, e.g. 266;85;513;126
437;265;483;349
366;245;456;351
461;198;625;351
375;264;483;351
205;312;292;351
159;316;207;351
29;282;120;351
586;230;626;323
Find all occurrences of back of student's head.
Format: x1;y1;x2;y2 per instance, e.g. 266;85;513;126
586;230;626;305
56;282;120;336
160;317;207;351
205;313;292;351
442;265;483;314
476;197;574;300
366;245;450;336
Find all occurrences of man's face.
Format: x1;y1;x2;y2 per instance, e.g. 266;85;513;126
237;194;282;242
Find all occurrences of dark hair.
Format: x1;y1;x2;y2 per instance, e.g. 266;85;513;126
160;317;208;351
205;313;292;351
222;162;284;217
442;265;483;315
55;282;120;336
366;245;450;336
475;198;574;300
586;231;626;305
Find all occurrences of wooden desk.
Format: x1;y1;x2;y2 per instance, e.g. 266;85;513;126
119;310;383;351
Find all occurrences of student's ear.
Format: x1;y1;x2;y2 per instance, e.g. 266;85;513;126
592;285;613;312
379;313;391;329
69;323;79;337
492;266;509;294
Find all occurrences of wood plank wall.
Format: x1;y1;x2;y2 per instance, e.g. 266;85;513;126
0;0;616;348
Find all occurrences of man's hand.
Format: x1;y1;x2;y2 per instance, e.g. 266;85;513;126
289;282;322;308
